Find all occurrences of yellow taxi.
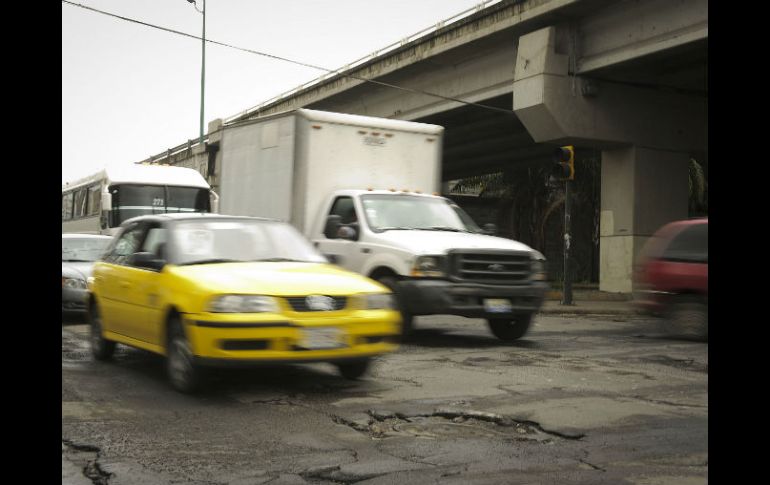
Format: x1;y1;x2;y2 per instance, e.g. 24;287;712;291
87;213;401;392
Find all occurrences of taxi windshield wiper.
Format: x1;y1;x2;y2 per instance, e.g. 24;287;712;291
62;259;95;262
179;258;242;266
252;257;309;262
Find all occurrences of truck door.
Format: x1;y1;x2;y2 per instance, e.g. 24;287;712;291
316;196;367;272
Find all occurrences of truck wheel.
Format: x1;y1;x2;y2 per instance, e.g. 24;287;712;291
89;302;116;361
166;318;202;393
336;359;371;380
487;314;533;341
377;276;414;337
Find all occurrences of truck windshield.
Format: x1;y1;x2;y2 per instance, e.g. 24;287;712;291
110;184;210;225
360;194;482;233
169;219;328;266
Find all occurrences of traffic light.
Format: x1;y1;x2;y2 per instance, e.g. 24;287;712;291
552;145;575;180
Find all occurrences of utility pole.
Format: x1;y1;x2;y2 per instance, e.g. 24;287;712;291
186;0;206;145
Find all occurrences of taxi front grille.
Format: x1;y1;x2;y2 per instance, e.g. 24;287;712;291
285;296;347;312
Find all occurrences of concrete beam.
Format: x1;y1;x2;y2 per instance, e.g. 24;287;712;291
577;0;708;74
512;25;706;152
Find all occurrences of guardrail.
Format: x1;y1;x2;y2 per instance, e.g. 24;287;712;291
142;0;505;165
223;0;504;124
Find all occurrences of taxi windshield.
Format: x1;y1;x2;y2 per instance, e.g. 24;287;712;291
169;219;327;266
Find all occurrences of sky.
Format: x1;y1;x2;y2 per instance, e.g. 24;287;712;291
62;0;488;184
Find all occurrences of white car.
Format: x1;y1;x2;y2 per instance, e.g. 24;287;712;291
62;234;112;320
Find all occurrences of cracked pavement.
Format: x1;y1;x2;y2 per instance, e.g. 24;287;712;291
63;313;707;484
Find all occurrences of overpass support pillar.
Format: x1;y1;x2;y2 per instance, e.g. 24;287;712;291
599;147;689;293
512;26;705;293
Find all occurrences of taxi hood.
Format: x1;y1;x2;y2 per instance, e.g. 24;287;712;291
169;262;386;296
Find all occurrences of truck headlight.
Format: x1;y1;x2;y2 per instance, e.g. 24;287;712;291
62;276;87;290
361;293;395;310
531;258;547;281
411;255;446;278
208;295;280;313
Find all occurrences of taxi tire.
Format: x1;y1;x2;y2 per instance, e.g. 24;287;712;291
487;314;533;341
377;276;414;338
90;303;116;361
336;359;371;380
167;319;202;394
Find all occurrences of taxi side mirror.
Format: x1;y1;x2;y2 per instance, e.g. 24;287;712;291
129;252;166;271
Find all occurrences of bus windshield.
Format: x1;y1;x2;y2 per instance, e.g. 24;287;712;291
110;184;210;225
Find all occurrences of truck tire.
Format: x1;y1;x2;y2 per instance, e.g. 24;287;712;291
166;318;202;393
377;276;414;337
336;359;371;380
487;314;533;341
89;302;116;361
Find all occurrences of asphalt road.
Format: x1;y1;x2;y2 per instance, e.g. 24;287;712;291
62;312;708;485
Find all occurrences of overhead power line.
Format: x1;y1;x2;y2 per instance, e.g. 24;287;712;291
62;0;516;118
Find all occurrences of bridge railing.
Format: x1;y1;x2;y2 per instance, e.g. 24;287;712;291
223;0;504;124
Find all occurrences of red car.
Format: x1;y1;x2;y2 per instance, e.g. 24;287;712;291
633;218;708;340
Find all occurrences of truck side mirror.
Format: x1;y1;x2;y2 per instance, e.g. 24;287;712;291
337;224;359;241
101;192;112;211
324;215;342;239
210;191;220;213
482;223;497;236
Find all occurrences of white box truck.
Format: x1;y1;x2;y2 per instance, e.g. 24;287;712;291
216;109;547;340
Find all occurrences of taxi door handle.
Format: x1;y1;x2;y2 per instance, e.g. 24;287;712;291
120;282;131;288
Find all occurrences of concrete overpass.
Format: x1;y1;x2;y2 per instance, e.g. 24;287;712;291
150;0;707;293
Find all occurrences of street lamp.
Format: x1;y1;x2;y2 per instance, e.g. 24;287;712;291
186;0;205;145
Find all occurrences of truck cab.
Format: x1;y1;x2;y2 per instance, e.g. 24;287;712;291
312;189;548;340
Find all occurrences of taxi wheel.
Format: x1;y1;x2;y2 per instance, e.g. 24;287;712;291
377;276;414;337
166;319;201;394
487;314;533;341
336;359;371;380
90;303;115;361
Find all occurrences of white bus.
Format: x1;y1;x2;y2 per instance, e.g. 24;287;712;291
62;164;218;235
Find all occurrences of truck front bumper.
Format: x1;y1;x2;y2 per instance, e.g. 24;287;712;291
398;279;547;318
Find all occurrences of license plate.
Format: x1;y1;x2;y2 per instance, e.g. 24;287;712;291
301;327;344;349
484;298;513;313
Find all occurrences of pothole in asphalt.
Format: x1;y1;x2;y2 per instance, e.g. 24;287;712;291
333;409;584;442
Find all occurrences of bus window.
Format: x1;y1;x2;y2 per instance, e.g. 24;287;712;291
62;192;74;220
87;184;101;217
110;185;166;225
167;186;210;213
74;189;87;218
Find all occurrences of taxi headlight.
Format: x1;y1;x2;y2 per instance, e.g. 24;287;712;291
208;295;279;313
362;293;395;310
411;255;446;277
62;276;87;290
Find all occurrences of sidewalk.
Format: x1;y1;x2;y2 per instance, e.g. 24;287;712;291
539;299;640;315
538;287;640;315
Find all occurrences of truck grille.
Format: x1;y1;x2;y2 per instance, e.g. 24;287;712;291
449;250;532;284
285;296;348;312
